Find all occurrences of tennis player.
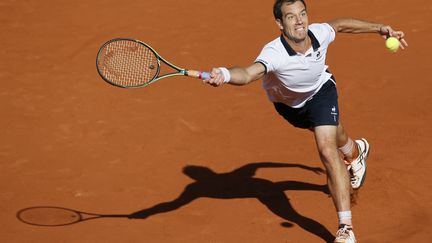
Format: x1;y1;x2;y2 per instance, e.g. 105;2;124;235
203;0;407;242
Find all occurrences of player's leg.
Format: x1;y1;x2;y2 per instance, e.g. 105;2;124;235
304;81;351;214
314;125;357;243
313;126;351;219
307;80;357;242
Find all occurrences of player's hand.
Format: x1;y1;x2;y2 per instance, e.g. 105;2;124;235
203;68;225;87
379;25;408;49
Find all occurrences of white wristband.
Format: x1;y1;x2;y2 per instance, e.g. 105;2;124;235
218;67;231;83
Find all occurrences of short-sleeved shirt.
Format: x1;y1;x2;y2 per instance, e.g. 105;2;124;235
255;23;336;108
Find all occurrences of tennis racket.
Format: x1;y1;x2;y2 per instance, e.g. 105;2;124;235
17;206;128;226
96;38;210;88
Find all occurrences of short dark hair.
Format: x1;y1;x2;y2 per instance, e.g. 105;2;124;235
273;0;307;20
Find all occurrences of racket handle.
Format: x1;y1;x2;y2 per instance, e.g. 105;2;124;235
187;70;211;80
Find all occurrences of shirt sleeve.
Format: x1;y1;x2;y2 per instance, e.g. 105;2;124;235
254;44;281;74
310;23;336;46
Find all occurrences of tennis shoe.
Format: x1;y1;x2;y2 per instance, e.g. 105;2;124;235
334;224;356;243
349;138;370;189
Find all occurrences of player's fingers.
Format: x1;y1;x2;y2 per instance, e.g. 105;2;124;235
400;38;408;48
204;73;224;87
214;77;224;86
209;78;223;87
392;31;404;39
210;68;221;77
203;68;220;85
393;31;408;49
203;76;217;85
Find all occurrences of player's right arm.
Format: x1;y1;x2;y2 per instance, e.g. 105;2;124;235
204;62;266;87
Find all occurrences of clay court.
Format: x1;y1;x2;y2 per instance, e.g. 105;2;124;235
1;0;431;242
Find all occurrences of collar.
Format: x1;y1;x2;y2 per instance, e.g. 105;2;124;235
280;29;321;56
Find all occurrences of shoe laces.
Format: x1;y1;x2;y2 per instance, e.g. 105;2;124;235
335;224;353;240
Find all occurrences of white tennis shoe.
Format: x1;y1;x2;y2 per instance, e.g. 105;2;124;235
334;224;357;243
348;138;370;189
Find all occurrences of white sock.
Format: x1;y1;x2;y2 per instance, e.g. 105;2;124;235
339;138;355;161
337;211;352;226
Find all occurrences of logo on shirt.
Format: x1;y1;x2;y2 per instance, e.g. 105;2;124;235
316;51;321;59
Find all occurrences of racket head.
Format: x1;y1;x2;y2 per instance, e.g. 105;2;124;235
96;38;160;88
17;206;83;226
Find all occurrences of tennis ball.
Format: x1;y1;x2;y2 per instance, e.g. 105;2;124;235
385;37;400;52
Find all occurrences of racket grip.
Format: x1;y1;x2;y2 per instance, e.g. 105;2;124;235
187;70;211;80
200;72;211;80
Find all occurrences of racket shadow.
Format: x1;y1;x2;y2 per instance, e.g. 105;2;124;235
16;206;129;227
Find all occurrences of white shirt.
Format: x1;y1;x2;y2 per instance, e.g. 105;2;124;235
255;23;336;108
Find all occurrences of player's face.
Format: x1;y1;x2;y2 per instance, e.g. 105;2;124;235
276;1;309;43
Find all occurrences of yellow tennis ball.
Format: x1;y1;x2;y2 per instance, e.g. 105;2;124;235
385;37;400;52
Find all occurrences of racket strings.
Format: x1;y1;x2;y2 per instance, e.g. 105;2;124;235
98;40;159;87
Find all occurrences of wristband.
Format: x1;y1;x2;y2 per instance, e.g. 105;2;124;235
218;67;231;83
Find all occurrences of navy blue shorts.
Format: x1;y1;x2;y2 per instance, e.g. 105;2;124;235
274;80;339;129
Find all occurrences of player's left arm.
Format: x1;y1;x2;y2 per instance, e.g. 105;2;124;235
327;18;408;49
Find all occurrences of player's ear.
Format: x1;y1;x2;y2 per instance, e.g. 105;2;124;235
275;19;284;30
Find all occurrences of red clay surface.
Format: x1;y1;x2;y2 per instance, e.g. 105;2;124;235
1;0;431;242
